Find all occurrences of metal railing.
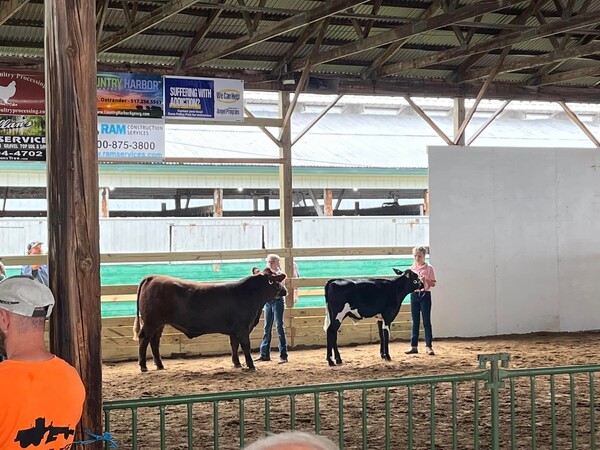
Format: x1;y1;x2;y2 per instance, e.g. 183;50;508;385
102;354;600;449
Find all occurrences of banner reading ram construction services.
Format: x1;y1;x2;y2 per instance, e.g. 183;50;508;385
0;70;46;161
97;116;164;162
97;72;163;118
163;76;244;121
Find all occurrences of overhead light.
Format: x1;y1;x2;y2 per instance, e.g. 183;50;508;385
353;188;359;192
237;187;244;192
282;74;296;86
109;186;115;191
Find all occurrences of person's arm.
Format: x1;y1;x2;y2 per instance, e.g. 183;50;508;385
21;265;32;276
427;266;437;288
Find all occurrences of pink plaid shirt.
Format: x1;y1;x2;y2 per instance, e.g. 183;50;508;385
409;262;436;291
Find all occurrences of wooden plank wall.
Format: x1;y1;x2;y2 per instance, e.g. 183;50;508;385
99;305;415;362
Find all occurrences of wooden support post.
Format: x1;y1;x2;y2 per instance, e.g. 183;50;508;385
101;187;109;218
263;196;270;211
558;101;600;147
45;0;102;446
453;98;466;146
213;188;223;217
252;195;259;212
324;189;333;216
424;189;430;216
278;92;294;307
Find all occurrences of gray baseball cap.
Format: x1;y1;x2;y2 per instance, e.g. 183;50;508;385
0;275;54;318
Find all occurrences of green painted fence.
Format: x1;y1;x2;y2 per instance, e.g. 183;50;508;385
102;354;600;450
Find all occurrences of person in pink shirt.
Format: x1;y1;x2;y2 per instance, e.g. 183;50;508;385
405;246;437;356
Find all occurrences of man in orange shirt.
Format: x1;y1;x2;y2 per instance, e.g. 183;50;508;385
0;276;85;450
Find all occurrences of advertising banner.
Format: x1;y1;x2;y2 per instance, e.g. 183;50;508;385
97;72;163;118
0;70;45;116
164;76;243;121
0;115;45;161
97;116;165;162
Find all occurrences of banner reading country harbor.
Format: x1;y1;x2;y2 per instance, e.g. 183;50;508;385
97;72;165;162
164;76;244;121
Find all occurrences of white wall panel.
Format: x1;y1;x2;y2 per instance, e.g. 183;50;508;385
430;146;600;338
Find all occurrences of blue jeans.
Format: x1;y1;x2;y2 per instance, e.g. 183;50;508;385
410;292;433;348
259;298;288;360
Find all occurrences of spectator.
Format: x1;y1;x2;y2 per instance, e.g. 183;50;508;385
255;254;289;364
245;431;339;450
21;241;49;286
0;261;5;282
0;275;86;449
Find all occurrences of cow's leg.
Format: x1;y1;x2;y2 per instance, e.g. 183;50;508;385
238;332;255;371
326;320;343;366
229;335;242;368
379;319;392;362
149;326;165;370
138;329;151;373
377;320;387;359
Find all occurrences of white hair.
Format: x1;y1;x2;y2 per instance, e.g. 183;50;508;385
266;253;280;263
244;431;339;450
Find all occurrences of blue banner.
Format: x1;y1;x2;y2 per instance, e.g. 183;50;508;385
164;77;214;119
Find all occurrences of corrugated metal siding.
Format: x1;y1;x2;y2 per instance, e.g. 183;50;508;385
0;216;429;257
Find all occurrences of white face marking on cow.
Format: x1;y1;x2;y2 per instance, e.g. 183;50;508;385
335;303;362;323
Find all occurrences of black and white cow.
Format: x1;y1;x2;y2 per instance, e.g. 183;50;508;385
323;268;423;366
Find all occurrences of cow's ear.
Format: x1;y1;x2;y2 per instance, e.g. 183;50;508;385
393;268;403;276
273;273;286;282
404;269;413;278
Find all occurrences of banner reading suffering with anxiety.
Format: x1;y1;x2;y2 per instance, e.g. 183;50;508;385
163;76;243;121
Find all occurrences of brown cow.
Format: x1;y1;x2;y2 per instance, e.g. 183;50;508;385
133;270;287;372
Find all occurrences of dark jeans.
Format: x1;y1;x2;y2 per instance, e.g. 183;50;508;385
410;291;433;348
259;298;288;360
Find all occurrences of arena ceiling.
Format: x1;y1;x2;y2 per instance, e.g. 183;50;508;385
1;0;599;102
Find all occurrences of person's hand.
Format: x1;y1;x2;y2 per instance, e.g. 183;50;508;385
31;264;40;270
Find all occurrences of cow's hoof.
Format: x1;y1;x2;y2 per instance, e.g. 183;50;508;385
140;367;148;373
335;359;343;365
243;365;256;371
156;366;165;370
233;363;243;369
383;356;392;362
327;359;335;367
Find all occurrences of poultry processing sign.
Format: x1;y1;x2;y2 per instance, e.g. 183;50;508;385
0;71;45;161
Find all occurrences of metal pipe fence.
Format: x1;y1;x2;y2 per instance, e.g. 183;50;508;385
103;354;600;450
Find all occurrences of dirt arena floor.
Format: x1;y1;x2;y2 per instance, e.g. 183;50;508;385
103;332;600;449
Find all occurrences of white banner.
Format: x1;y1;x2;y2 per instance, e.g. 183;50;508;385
97;116;165;162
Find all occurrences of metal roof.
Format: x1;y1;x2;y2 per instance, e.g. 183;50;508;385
0;1;599;102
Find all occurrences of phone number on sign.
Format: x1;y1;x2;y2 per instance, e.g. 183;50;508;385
97;140;156;150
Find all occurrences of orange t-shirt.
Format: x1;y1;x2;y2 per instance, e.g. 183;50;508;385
0;356;85;450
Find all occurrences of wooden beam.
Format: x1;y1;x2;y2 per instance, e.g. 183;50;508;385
362;0;383;39
96;0;110;41
186;0;369;68
404;96;453;145
462;41;600;82
532;65;600;86
177;1;224;70
324;189;333;216
334;189;346;210
292;0;526;71
45;0;102;445
278;92;294;303
280;18;330;140
307;189;324;216
453;97;465;146
98;0;201;53
558;101;600;147
213;188;223;216
377;9;600;77
164;117;283;127
363;0;443;77
0;0;28;25
292;94;343;146
243;107;280;147
466;100;511;146
450;0;545;82
271;21;321;76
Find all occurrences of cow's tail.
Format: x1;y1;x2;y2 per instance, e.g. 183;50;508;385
323;279;334;332
132;277;149;341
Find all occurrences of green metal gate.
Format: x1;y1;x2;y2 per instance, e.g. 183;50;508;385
103;354;600;449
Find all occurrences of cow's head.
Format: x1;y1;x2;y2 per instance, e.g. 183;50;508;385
259;268;289;298
392;268;423;290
